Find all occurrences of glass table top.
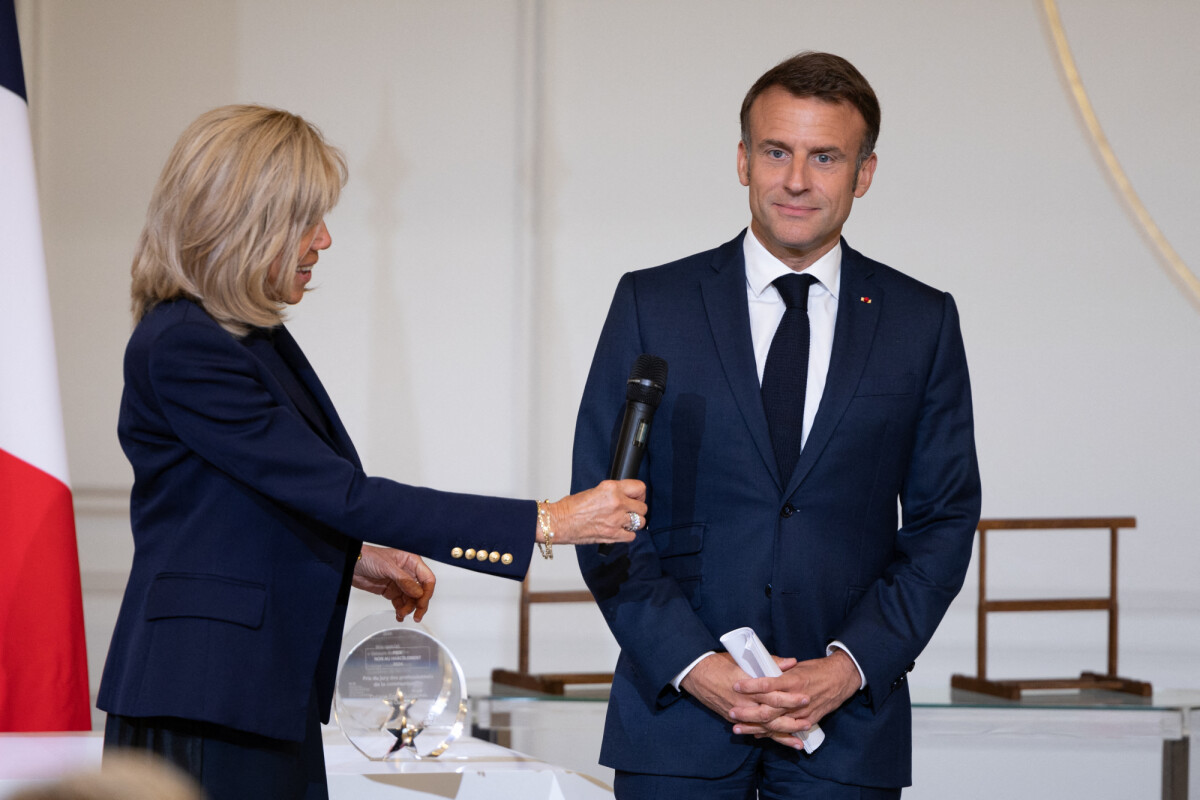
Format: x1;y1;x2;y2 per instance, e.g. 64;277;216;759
470;680;1200;712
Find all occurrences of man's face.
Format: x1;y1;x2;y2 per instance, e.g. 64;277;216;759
737;87;876;270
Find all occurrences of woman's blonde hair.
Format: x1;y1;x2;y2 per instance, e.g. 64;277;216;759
130;105;347;335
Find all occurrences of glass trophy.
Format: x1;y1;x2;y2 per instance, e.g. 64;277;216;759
333;612;468;759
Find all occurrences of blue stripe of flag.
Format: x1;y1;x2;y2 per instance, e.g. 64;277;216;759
1;0;28;102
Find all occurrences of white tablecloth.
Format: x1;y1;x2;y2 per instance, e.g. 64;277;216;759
0;729;614;799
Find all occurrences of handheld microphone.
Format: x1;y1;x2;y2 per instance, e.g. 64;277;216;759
599;354;667;555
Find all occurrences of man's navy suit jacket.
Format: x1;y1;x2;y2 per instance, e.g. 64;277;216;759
572;234;981;788
98;298;534;742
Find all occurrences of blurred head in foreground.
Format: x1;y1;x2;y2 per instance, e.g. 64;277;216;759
9;751;203;800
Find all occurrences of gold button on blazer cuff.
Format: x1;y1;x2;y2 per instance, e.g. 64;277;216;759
489;551;500;563
501;553;513;565
465;548;476;560
451;547;464;559
476;550;489;562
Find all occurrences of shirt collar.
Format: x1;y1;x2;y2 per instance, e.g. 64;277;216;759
743;228;841;301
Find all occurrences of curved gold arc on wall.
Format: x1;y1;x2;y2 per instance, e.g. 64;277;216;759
1043;0;1200;307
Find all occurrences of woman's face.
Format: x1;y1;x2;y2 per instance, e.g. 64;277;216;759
270;220;332;305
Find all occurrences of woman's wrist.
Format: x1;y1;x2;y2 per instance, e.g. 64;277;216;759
536;500;556;559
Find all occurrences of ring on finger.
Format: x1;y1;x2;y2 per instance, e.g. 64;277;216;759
625;511;642;532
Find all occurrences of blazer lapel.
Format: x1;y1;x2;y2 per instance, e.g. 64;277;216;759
787;241;881;497
700;231;783;489
270;326;363;468
242;327;362;467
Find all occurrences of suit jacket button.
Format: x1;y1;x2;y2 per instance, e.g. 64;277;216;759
780;504;795;518
765;583;773;598
501;553;513;565
451;547;464;559
477;550;490;562
465;548;476;560
489;551;500;563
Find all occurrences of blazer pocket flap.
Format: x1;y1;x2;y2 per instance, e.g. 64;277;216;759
855;374;916;397
146;573;266;629
650;523;705;558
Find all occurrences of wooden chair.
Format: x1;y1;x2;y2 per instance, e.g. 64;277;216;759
950;517;1151;700
491;577;612;694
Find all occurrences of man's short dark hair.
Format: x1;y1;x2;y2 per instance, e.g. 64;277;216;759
740;51;881;169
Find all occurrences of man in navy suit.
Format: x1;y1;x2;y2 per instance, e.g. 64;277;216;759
572;52;981;797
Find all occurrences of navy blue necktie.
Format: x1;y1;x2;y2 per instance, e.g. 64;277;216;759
762;273;817;480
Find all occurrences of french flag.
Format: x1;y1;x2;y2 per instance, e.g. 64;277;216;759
1;0;91;731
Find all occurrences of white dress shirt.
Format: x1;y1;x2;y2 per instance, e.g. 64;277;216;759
671;228;865;692
743;228;840;450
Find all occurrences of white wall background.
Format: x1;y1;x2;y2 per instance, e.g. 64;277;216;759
14;0;1200;793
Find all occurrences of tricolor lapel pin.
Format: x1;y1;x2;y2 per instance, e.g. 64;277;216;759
860;296;872;304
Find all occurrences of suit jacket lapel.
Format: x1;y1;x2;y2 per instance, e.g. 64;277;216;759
700;231;784;489
787;240;881;496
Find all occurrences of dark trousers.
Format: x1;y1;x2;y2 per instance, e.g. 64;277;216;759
103;690;328;800
614;744;902;800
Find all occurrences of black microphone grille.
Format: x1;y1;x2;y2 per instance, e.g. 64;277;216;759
626;354;668;406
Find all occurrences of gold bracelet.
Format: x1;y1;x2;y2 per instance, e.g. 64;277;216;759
536;500;554;560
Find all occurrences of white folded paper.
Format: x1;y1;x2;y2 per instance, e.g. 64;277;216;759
719;626;826;753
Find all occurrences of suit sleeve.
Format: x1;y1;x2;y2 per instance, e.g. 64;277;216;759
572;273;721;708
835;292;981;709
144;319;534;580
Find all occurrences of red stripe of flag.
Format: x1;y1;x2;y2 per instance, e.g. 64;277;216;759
0;449;91;730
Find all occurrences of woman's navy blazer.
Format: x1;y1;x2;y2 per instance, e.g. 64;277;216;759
98;298;533;741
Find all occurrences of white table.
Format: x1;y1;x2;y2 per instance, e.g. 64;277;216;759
321;728;613;798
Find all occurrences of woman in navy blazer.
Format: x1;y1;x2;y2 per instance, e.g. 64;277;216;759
97;105;645;799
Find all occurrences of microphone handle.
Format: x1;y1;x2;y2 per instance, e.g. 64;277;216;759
599;399;656;555
609;399;655;480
